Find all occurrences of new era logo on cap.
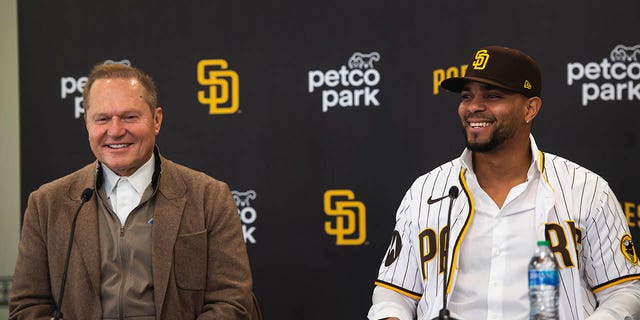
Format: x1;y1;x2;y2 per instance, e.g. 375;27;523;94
441;45;542;97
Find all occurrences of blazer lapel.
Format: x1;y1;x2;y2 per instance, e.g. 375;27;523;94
74;199;102;297
152;193;186;317
66;163;102;299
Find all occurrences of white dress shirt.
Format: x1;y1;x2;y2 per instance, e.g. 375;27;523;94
448;151;539;320
102;155;155;225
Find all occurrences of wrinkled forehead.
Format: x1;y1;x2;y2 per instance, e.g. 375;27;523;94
85;77;153;111
92;77;143;91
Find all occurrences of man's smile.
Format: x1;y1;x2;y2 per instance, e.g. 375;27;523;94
106;143;132;149
468;121;493;128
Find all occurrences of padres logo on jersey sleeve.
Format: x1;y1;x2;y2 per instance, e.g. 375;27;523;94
621;234;638;265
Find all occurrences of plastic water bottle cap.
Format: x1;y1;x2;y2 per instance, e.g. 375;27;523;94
537;240;550;246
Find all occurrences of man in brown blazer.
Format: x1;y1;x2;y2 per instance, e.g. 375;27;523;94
10;62;259;319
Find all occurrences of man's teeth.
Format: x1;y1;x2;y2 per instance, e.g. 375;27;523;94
469;122;491;128
108;144;128;149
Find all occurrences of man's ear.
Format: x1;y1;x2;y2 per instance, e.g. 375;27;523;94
524;96;542;123
153;107;163;135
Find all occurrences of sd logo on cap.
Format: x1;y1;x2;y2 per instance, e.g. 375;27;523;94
440;45;542;98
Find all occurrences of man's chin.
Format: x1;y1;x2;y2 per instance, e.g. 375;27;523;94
466;140;497;153
461;129;502;153
101;161;135;176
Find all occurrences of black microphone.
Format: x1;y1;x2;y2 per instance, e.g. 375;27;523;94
432;186;459;320
52;188;94;320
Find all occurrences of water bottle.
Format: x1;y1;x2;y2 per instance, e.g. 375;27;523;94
528;240;559;320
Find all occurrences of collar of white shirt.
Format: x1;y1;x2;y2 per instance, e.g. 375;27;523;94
102;154;155;200
459;134;542;183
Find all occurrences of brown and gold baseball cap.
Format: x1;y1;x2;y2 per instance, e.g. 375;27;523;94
440;45;542;97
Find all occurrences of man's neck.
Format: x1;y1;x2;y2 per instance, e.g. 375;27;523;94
472;137;532;208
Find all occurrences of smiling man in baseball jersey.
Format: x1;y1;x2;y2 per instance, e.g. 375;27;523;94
367;46;640;320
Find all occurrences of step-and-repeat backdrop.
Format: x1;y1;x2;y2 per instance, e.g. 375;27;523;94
18;1;640;318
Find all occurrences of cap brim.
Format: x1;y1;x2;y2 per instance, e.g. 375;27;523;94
440;76;516;94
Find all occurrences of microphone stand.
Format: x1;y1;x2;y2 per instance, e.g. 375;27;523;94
432;186;459;320
52;188;94;320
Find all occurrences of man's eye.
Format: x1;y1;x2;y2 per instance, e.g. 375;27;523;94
123;115;139;122
94;118;108;124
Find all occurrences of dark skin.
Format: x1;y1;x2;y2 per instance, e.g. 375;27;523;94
458;81;541;208
382;81;542;319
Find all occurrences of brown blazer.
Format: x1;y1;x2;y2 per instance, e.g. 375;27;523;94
10;155;258;319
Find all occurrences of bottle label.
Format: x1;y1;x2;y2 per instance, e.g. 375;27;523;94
528;270;559;286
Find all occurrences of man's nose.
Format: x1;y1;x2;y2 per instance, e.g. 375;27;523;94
107;117;126;137
465;97;487;112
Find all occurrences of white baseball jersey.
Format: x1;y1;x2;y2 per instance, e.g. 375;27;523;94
372;135;640;320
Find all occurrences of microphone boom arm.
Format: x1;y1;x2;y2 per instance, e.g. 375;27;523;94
52;188;93;320
433;186;459;320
